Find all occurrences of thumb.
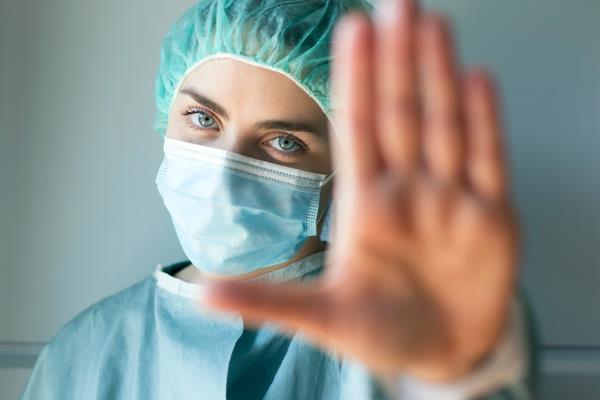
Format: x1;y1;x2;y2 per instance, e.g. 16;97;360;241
203;280;337;342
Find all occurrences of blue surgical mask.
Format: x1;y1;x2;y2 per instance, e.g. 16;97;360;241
155;137;333;276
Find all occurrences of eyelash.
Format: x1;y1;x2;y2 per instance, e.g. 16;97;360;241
263;133;309;159
180;105;309;159
182;106;220;130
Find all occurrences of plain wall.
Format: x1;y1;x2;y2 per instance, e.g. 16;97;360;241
0;0;195;343
1;0;599;398
0;0;195;396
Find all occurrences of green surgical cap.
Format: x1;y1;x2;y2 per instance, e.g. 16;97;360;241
154;0;375;135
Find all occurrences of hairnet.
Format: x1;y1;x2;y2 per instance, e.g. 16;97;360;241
154;0;375;135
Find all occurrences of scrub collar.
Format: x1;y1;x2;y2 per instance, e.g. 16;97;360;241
153;251;327;301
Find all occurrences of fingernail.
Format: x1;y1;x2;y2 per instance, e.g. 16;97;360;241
376;0;416;25
374;0;400;26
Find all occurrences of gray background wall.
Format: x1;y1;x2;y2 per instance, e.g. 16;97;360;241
1;0;599;399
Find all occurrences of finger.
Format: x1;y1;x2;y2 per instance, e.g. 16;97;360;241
419;14;465;184
463;68;508;201
332;12;380;190
203;280;337;342
374;0;421;175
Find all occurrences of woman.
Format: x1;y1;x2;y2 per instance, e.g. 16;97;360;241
21;0;537;398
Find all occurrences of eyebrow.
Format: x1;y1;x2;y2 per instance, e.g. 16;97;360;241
180;88;230;120
253;120;323;138
179;87;324;138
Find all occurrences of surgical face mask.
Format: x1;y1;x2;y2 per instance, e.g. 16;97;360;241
155;137;333;276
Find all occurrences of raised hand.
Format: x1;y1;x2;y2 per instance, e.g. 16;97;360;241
204;0;519;382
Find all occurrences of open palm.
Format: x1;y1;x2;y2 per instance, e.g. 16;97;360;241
204;0;519;382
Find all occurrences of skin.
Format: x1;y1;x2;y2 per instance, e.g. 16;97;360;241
201;0;520;384
166;58;335;281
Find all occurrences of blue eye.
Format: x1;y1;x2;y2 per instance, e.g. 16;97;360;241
190;110;218;129
267;135;303;153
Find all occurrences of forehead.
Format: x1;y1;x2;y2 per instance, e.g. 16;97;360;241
177;58;326;120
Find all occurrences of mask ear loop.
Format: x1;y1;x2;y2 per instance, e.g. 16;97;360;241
316;110;342;242
315;193;332;225
315;169;337;240
315;105;339;240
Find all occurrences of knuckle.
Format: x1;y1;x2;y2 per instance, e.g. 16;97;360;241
423;108;464;132
382;95;421;117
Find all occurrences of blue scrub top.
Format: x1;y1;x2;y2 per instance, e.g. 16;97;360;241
19;252;390;400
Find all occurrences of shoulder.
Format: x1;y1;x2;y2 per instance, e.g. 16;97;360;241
44;274;156;362
21;274;157;399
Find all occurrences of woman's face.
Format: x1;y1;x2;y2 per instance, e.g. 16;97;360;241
166;58;334;175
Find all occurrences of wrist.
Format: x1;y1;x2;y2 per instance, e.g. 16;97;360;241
403;313;512;383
